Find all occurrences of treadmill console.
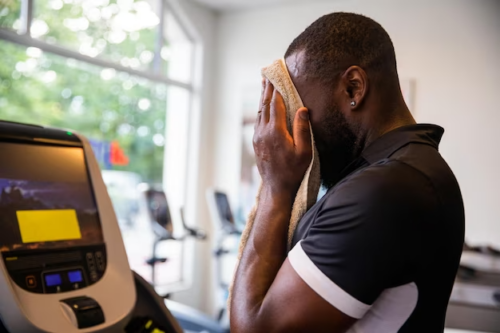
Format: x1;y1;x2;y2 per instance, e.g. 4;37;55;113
0;142;107;294
0;122;136;333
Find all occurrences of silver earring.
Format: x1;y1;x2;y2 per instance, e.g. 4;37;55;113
350;101;356;107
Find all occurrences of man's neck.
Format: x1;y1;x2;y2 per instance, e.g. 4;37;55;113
362;102;416;151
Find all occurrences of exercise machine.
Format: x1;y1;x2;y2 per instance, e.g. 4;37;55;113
445;243;500;332
0;120;200;333
206;189;242;326
142;185;206;292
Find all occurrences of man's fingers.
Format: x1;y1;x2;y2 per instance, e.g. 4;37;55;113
292;107;312;157
270;88;287;129
255;111;262;130
258;77;266;111
261;80;274;123
255;77;267;130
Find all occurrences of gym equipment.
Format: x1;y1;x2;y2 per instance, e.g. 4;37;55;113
206;190;242;236
142;185;206;293
445;244;500;332
206;189;241;325
0;120;182;333
140;187;227;333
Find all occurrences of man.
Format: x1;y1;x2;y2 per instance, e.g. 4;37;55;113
230;12;465;333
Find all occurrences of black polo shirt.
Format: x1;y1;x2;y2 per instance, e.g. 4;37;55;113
288;124;465;333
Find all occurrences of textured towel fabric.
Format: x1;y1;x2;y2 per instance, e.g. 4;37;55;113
228;58;321;307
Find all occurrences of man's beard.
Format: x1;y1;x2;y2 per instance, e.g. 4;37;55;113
314;104;362;190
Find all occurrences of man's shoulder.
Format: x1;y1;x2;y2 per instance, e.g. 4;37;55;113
334;158;434;197
321;157;439;216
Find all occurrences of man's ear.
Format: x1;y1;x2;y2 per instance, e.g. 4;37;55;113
340;66;368;110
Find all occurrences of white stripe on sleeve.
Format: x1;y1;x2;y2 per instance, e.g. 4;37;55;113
288;241;371;319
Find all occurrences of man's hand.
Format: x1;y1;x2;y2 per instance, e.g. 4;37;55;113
230;79;356;333
253;79;312;198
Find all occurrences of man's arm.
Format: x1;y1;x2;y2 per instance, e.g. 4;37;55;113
230;80;356;333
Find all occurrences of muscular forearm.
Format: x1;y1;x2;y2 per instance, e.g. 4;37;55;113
230;80;314;332
230;186;294;332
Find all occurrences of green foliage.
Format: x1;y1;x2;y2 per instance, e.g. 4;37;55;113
0;0;20;29
0;0;171;183
34;0;160;72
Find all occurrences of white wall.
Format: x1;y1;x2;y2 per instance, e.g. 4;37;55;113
212;0;500;245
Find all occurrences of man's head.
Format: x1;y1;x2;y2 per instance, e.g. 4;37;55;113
284;12;409;189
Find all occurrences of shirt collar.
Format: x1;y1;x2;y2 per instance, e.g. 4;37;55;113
361;124;444;164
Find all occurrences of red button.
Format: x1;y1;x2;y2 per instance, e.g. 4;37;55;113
26;275;37;288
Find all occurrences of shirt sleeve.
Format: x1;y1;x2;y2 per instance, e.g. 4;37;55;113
288;161;435;319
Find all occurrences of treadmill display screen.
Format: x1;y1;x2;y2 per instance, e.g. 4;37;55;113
0;142;104;252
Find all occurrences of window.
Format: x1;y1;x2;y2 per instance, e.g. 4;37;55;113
33;0;160;72
0;0;20;30
0;41;167;181
0;0;194;292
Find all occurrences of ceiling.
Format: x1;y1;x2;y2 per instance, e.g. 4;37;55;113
191;0;313;12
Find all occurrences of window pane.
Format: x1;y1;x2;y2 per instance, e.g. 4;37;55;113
163;12;193;83
0;0;21;30
33;0;160;72
0;39;166;183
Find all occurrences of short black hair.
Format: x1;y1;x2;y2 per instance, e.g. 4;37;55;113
285;12;398;85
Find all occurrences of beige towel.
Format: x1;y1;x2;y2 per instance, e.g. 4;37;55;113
228;58;321;307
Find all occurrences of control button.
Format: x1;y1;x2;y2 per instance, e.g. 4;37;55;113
26;275;37;288
86;253;96;271
95;252;105;271
86;253;94;264
90;271;98;282
73;283;80;290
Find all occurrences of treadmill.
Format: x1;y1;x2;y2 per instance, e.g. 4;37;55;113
445;246;500;332
0;120;183;333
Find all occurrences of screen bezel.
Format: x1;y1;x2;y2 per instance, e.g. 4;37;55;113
0;136;106;253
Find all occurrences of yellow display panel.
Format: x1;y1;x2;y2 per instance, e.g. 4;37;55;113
16;210;82;243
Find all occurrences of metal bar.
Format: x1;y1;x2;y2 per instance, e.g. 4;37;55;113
153;0;165;72
19;0;33;36
0;29;193;90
